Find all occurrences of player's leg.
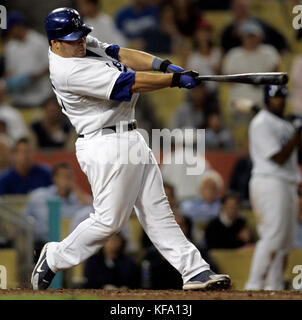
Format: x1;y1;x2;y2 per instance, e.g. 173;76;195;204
263;250;287;290
133;138;230;289
245;176;290;290
32;132;145;289
264;182;298;290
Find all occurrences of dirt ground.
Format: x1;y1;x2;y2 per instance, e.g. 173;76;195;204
1;289;302;300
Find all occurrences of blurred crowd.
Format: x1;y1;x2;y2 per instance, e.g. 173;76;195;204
0;0;302;289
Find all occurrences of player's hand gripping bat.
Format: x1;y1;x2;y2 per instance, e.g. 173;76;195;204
195;72;288;85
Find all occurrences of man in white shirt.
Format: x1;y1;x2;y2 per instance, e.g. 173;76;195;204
31;8;230;291
4;11;52;108
24;162;91;261
223;20;280;111
0;85;27;141
246;85;301;290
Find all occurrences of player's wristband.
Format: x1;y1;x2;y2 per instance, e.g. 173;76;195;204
170;72;181;87
152;57;172;73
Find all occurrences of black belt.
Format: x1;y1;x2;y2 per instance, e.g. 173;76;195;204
78;121;137;138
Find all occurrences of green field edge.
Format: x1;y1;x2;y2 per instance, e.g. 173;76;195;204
0;294;102;300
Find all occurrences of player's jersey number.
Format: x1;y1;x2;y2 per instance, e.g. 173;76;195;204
106;61;127;72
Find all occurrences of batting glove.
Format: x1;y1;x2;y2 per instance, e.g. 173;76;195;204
152;57;184;73
171;70;201;89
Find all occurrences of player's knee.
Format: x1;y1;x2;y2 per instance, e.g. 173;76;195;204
94;214;123;234
262;236;284;252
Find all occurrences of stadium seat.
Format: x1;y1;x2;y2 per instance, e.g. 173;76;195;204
0;249;18;289
210;247;254;290
210;247;302;290
284;248;302;287
0;195;29;214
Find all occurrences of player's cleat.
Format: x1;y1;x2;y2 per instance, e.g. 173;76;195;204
31;243;55;290
183;269;231;290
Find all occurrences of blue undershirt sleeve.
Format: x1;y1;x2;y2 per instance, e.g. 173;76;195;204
110;72;136;102
105;44;120;61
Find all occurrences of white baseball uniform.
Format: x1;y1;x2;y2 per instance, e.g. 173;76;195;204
45;35;209;284
246;109;300;290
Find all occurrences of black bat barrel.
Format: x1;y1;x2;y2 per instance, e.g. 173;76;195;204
196;72;288;85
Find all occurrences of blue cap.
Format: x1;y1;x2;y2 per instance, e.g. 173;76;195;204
7;11;26;30
45;7;92;41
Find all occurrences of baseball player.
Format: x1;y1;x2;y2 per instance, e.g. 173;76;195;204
245;85;301;290
31;8;230;291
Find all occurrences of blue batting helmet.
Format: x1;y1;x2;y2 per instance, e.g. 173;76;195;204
45;8;92;41
264;85;288;106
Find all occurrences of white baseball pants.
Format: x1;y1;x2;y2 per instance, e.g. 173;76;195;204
245;175;298;290
46;130;209;283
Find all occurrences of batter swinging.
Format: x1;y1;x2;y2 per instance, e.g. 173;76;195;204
31;7;230;291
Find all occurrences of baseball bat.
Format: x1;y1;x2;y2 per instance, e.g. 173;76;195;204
196;72;288;85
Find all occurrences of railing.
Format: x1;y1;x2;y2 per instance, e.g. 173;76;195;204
0;197;34;288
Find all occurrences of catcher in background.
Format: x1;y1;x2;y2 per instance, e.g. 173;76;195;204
245;85;301;290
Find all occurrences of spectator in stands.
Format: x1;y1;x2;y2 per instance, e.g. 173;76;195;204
221;0;289;54
23;162;91;260
229;142;252;202
205;112;234;150
141;211;218;289
171;84;219;130
290;54;302;115
134;93;163;139
30;95;75;150
186;19;222;92
69;205;94;234
180;170;223;224
294;186;302;249
222;20;280;133
142;182;180;249
78;0;126;46
0;134;12;175
204;192;253;249
0;82;28;141
84;233;141;289
164;182;178;211
160;129;211;202
0;137;52;195
70;205;137;254
172;0;202;37
142;3;184;55
0;56;4;78
115;0;159;41
141;213;192;289
0;120;7;135
3;11;52;108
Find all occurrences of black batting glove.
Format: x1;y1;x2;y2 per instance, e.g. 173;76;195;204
171;70;201;89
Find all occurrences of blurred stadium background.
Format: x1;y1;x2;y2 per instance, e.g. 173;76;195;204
0;0;302;292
